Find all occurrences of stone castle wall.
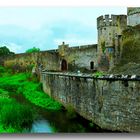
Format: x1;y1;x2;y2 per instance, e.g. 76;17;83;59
3;50;60;71
3;44;97;72
127;7;140;26
41;72;140;132
58;43;98;71
97;14;127;71
2;7;140;73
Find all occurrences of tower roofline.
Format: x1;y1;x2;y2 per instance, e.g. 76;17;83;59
97;14;127;29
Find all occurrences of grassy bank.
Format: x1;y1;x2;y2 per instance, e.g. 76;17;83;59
0;69;62;111
0;66;62;133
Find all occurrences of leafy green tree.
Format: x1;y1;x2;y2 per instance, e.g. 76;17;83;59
25;47;40;53
0;46;14;56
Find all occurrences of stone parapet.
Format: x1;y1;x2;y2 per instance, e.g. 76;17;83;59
41;71;140;132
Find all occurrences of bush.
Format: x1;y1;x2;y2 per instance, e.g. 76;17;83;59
92;71;104;78
89;122;95;128
0;66;5;73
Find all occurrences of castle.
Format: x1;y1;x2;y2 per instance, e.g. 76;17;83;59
2;7;140;132
97;7;140;71
2;7;140;72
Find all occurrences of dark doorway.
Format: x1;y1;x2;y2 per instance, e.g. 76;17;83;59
90;61;94;70
61;59;67;71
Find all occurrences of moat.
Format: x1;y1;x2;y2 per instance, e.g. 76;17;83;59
11;93;115;133
11;94;118;133
0;7;140;133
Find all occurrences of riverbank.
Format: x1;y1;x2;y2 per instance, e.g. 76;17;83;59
0;66;62;133
0;66;119;133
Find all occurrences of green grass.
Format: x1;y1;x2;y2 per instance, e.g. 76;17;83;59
22;83;62;110
0;67;62;111
0;98;34;131
0;97;34;133
0;88;9;98
0;124;19;133
0;66;62;133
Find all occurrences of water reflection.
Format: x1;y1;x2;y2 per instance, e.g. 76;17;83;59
31;119;53;133
10;93;116;133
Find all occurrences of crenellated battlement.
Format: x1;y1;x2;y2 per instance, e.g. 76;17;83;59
127;7;140;16
97;14;127;29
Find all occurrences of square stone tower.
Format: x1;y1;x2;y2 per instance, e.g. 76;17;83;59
97;14;127;71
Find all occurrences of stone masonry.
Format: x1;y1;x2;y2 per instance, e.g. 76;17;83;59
3;7;139;72
127;7;140;26
97;14;127;71
41;72;140;132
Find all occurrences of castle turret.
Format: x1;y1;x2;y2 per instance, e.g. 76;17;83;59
127;7;140;26
58;41;69;57
97;14;127;71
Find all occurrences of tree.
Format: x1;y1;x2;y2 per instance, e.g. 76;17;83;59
25;47;40;53
0;46;14;56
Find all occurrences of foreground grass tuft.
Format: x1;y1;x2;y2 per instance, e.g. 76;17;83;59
0;97;34;133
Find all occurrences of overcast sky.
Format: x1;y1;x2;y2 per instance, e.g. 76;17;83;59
0;7;127;53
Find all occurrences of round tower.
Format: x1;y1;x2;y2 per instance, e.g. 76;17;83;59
97;14;127;71
127;7;140;26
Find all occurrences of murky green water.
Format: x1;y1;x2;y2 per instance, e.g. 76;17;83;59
10;93;114;133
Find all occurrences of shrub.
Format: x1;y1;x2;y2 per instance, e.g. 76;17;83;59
89;122;95;128
92;71;104;78
0;66;5;73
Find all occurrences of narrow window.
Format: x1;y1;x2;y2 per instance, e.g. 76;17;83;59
90;61;94;70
